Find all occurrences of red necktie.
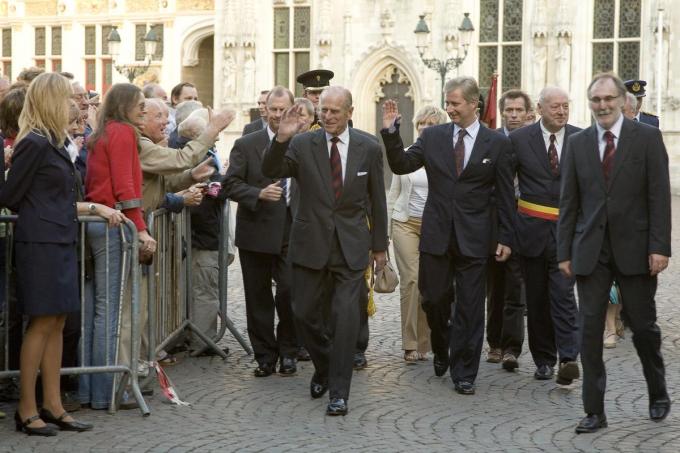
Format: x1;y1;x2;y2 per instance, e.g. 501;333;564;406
330;136;342;200
602;131;616;183
454;128;467;176
548;134;559;176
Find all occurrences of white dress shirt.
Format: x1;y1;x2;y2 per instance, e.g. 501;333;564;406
453;119;480;169
595;113;624;161
268;126;290;205
540;121;566;161
325;126;350;182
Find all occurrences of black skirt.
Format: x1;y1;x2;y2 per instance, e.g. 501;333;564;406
14;241;79;316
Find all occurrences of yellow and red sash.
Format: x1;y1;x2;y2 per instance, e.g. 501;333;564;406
517;198;559;221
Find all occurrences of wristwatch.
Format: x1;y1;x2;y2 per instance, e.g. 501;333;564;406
88;203;97;214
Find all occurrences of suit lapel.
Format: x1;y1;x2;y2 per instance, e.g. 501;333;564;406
254;129;270;160
527;123;552;176
342;130;363;198
441;123;457;178
607;118;633;189
583;126;605;191
460;124;490;176
310;129;335;202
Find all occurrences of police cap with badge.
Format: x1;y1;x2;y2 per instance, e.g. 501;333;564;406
624;79;647;98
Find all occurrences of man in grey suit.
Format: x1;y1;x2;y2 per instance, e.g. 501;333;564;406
262;86;388;416
558;72;671;433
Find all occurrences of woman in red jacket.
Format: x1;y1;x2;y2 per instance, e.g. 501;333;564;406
80;83;156;410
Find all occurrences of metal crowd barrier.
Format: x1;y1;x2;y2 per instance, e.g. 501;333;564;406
0;215;149;416
143;200;250;374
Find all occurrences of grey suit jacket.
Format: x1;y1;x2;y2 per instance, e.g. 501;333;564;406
557;118;671;276
242;117;266;136
262;127;388;271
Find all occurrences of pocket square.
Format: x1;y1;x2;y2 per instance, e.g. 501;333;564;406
482;158;492;164
357;171;368;176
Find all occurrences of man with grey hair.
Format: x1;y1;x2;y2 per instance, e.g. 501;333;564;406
509;86;581;384
169;100;203;149
263;85;388;416
558;72;671;433
380;76;515;396
142;83;168;103
623;91;638;119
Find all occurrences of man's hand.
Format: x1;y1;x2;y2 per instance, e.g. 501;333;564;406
4;145;12;168
258;183;283;201
72;136;85;152
276;105;307;143
381;99;402;130
495;243;511;262
649;254;669;276
180;185;205;207
559;260;573;278
206;107;236;137
190;157;216;181
373;250;387;272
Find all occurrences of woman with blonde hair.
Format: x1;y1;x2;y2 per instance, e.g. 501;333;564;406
387;105;448;362
0;73;123;435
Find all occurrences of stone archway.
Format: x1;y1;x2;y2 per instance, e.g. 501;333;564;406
181;35;214;108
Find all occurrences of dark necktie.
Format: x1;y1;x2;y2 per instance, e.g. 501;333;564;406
454;128;467;176
330;136;342;200
548;134;559;176
602;130;616;183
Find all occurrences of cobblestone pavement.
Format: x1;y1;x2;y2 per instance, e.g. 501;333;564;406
2;200;680;452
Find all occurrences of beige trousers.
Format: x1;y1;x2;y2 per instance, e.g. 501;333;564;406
392;217;431;353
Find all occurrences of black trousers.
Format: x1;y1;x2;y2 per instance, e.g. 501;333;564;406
292;234;364;400
356;285;369;353
523;230;579;367
419;231;487;384
239;246;296;366
576;241;668;414
485;253;525;356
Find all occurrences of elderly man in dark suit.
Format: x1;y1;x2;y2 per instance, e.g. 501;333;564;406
558;72;671;433
262;86;388;416
510;86;581;384
381;76;515;395
226;86;298;378
624;79;659;127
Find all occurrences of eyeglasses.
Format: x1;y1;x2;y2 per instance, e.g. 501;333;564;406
588;95;620;104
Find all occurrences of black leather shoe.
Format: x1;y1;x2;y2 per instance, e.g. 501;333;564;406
310;372;328;399
326;398;348;416
39;408;93;432
650;400;671;421
556;361;580;385
454;381;475;395
14;412;57;436
279;357;297;376
296;347;311;361
433;354;448;377
575;413;607;434
254;362;275;377
353;352;368;370
534;364;554;380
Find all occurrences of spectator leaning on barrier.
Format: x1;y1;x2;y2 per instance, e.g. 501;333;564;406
169;100;203;149
166;82;199;138
82;83;156;410
0;72;124;435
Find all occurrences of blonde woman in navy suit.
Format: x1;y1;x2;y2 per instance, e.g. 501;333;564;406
387;105;448;363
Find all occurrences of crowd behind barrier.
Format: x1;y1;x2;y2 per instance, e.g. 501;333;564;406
0;199;243;417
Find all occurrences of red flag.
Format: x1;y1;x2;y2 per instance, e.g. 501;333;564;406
481;73;498;129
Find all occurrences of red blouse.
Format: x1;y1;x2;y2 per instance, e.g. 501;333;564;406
85;121;146;231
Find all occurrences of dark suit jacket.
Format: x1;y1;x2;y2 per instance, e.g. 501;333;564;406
381;123;515;258
557;118;671;276
0;131;79;244
510;122;581;257
225;128;289;255
242;118;266;136
262;127;388;271
639;112;659;128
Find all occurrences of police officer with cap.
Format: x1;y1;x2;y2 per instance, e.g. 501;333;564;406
296;69;334;130
624;79;659;127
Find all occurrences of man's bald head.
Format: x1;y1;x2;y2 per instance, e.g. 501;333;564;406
319;86;353;136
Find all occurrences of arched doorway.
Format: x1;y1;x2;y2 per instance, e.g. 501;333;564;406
181;35;214;107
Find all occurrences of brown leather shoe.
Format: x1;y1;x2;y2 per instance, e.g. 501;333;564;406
501;353;519;371
486;348;502;363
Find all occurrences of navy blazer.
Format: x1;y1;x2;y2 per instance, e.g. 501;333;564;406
510;122;581;257
382;122;515;258
557;118;671;276
639;112;659;128
0;131;79;244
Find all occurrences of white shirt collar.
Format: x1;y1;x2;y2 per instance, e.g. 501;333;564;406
595;113;624;141
453;118;480;139
539;120;566;142
267;126;276;142
325;126;350;144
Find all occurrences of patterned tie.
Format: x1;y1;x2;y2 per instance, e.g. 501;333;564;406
330;136;343;200
602;130;616;183
548;134;559;176
454;128;467;176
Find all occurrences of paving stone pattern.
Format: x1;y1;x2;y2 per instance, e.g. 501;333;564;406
2;200;680;452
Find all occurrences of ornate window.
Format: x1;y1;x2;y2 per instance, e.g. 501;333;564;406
478;0;523;98
1;28;11;78
83;25;114;94
34;26;62;72
273;2;311;96
135;23;164;62
591;0;641;80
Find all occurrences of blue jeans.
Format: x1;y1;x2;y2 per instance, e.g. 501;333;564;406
79;222;130;409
